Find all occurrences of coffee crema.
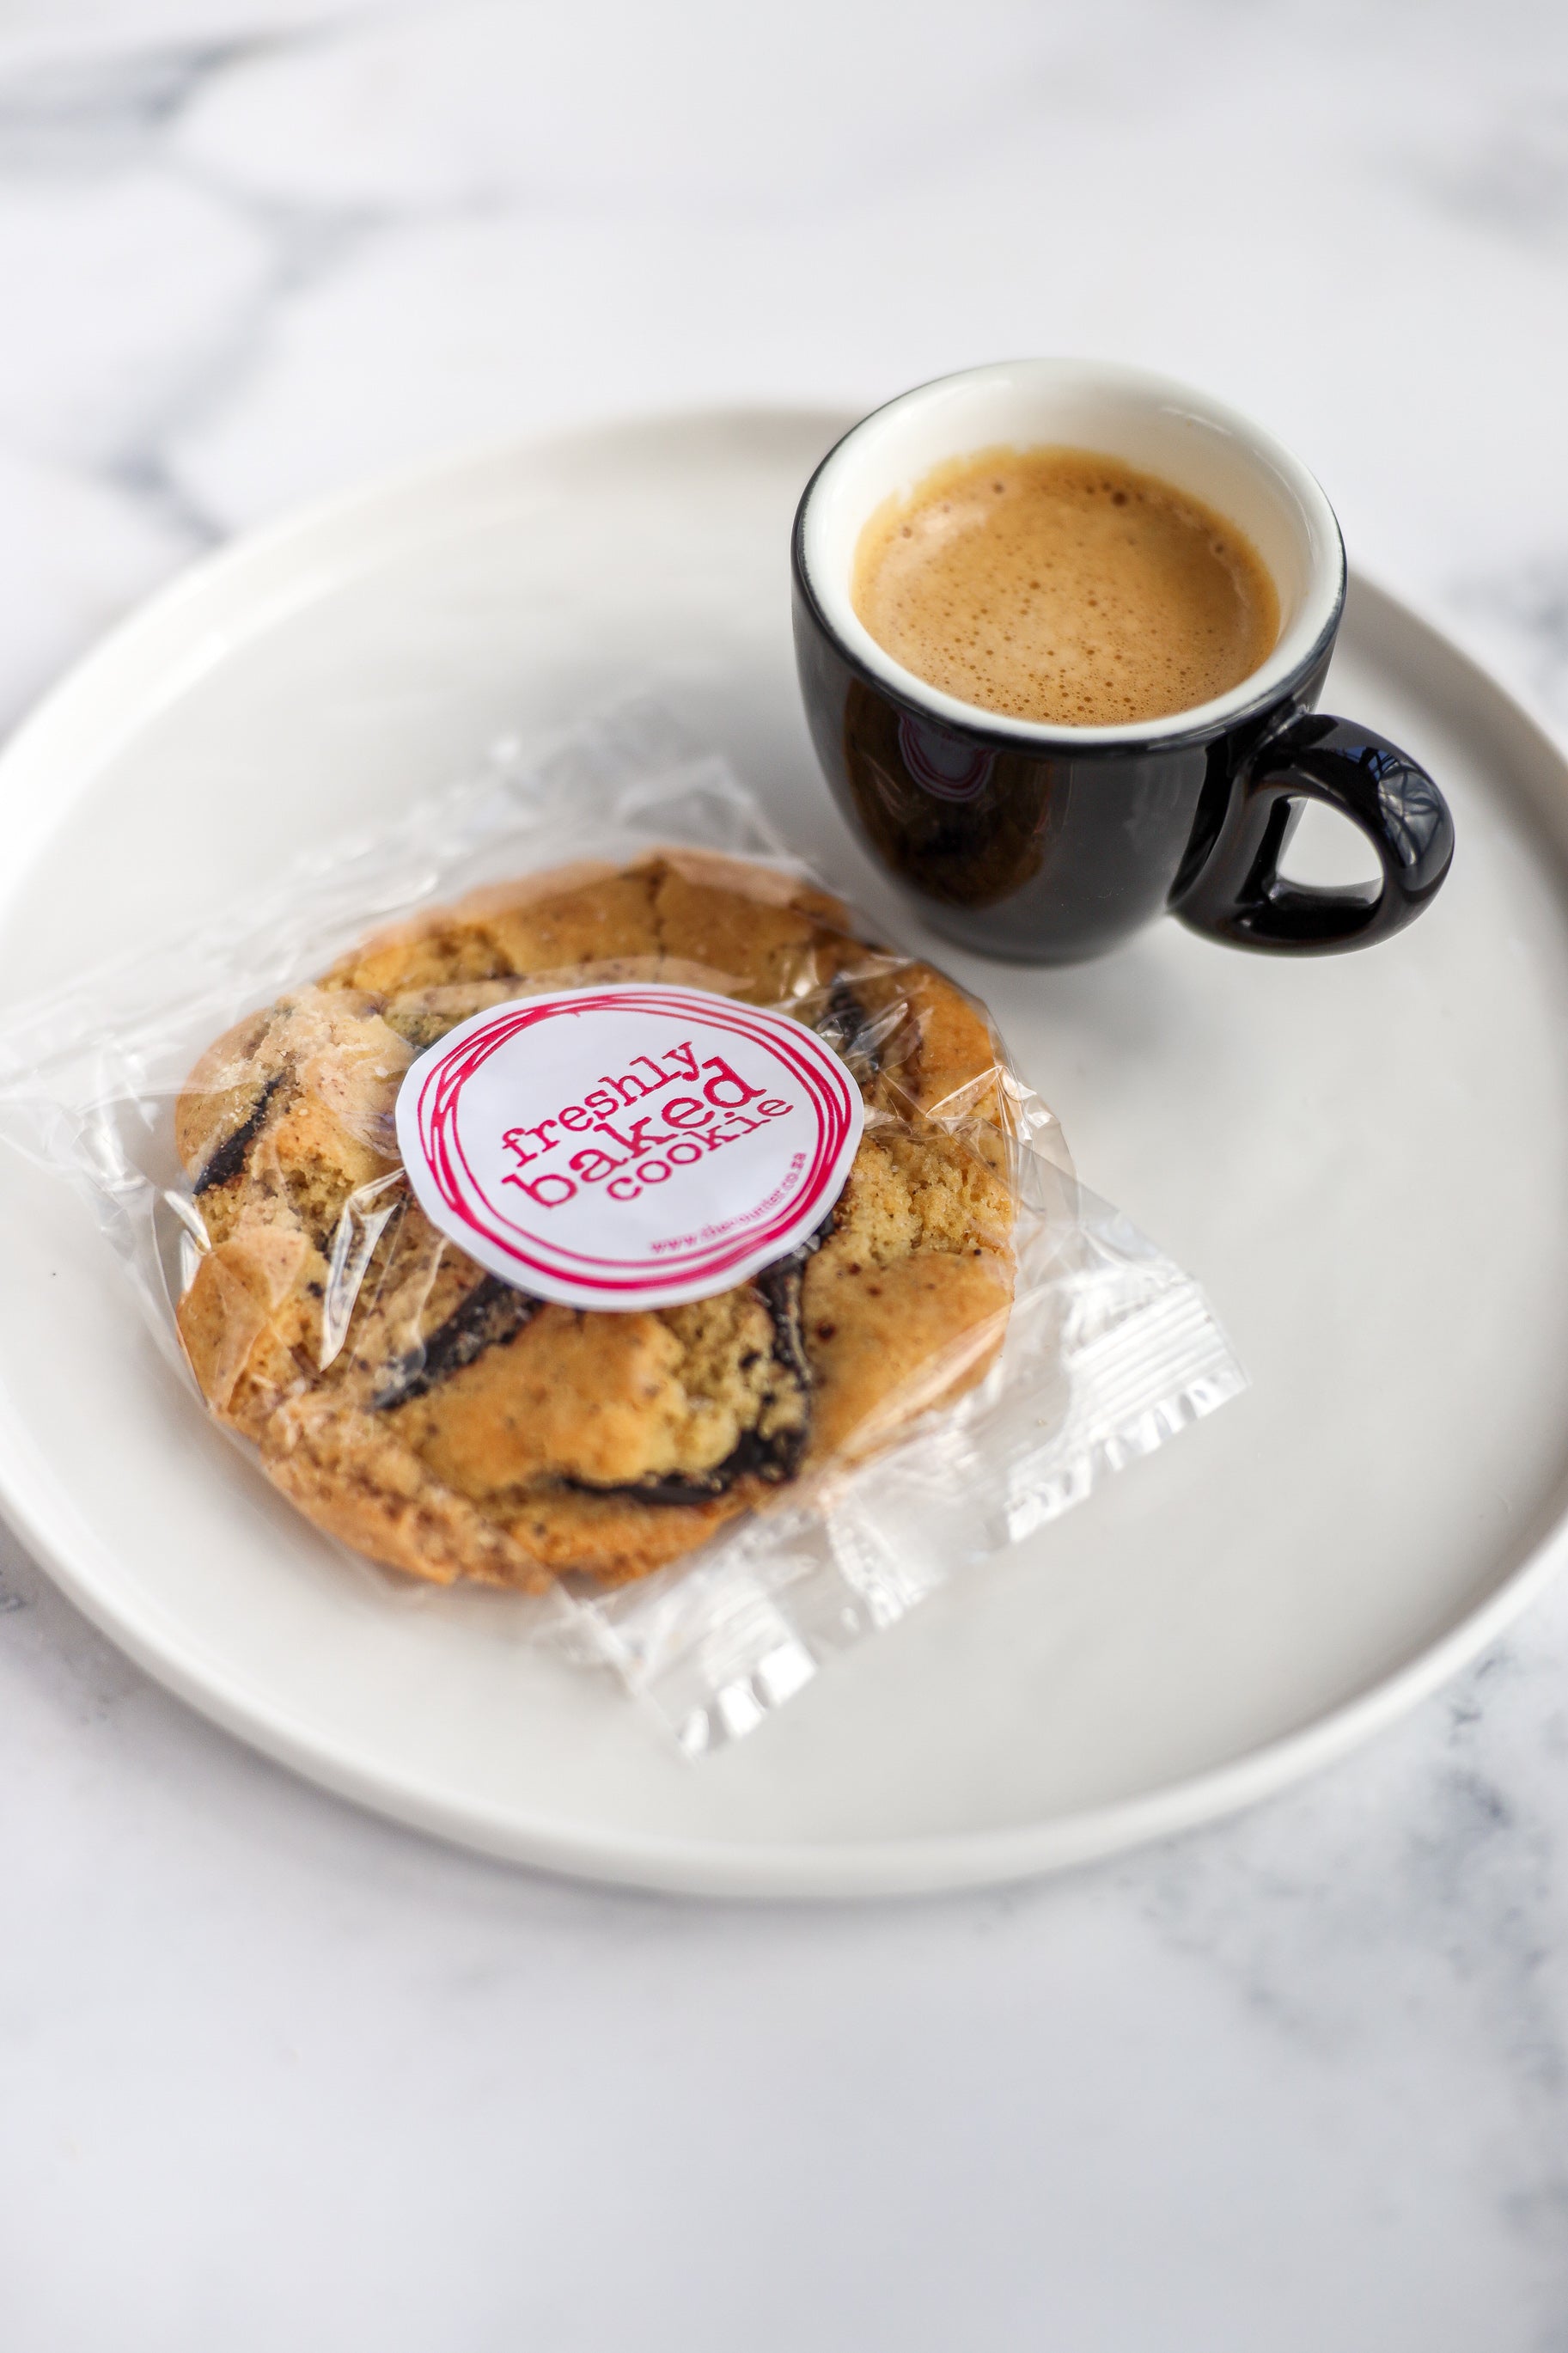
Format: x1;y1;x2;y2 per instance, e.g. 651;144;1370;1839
851;446;1280;728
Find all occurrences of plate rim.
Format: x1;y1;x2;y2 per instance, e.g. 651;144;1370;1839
2;404;1565;1900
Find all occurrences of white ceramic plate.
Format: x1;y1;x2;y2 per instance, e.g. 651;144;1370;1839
2;409;1566;1899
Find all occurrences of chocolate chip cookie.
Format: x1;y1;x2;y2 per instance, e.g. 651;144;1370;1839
174;850;1016;1588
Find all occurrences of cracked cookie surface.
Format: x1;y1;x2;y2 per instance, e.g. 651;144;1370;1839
175;851;1016;1588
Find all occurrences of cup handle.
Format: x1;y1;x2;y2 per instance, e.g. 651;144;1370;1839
1174;713;1455;952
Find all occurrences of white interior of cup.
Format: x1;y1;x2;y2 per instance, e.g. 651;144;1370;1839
800;358;1345;745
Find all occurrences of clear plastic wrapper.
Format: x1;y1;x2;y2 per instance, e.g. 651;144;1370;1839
0;706;1245;1751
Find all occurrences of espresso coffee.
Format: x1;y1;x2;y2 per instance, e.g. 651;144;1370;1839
851;446;1279;728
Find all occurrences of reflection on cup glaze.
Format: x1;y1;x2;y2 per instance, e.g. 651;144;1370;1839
839;677;1051;911
895;712;995;803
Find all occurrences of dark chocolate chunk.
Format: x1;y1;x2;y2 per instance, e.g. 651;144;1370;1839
820;977;884;1080
373;1274;540;1411
566;1222;833;1507
583;1422;797;1508
753;1256;810;1397
192;1074;284;1196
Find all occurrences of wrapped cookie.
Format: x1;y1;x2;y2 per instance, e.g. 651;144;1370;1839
0;708;1244;1749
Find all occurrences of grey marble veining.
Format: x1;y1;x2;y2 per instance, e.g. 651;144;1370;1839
3;4;1568;2347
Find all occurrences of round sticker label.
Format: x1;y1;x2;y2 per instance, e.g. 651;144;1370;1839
395;983;864;1311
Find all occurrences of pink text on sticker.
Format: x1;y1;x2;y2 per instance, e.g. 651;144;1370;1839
499;1040;791;1207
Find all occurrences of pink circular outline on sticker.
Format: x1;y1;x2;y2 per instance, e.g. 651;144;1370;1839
396;983;864;1310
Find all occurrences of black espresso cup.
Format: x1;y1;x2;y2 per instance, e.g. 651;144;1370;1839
791;360;1454;963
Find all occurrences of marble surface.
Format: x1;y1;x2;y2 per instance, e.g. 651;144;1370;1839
3;3;1568;2344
